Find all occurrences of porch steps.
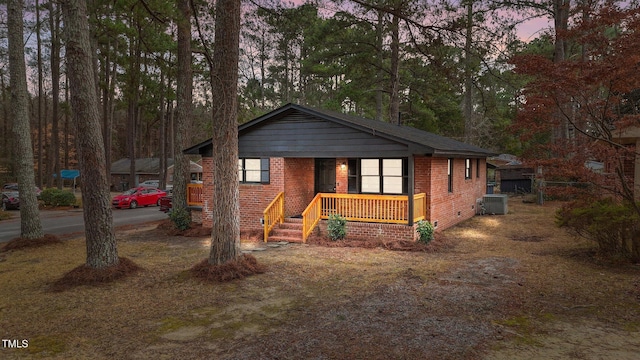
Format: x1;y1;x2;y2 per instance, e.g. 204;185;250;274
267;218;303;243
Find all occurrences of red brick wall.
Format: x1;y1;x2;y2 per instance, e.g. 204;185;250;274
426;157;487;231
414;156;432;194
238;158;286;232
317;220;417;241
201;157;286;230
336;158;349;193
283;158;315;216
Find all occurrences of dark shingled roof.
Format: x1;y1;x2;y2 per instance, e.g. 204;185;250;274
185;103;496;157
110;158;202;175
110;158;172;175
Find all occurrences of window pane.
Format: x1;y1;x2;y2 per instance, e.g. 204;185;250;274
383;159;402;176
238;159;243;181
383;177;403;193
361;159;379;175
465;159;471;179
361;176;380;193
244;159;262;182
245;159;261;171
348;159;357;176
245;171;260;182
348;177;358;193
448;158;453;192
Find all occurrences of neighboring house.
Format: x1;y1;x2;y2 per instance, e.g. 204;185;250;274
184;103;496;242
110;158;202;191
166;161;204;184
488;155;534;194
496;166;534;194
612;125;640;200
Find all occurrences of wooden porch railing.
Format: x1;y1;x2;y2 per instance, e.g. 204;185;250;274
301;193;427;242
187;183;203;206
184;184;427;242
263;192;285;242
301;193;323;242
413;193;427;222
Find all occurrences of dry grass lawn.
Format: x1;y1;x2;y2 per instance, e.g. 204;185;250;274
1;198;639;359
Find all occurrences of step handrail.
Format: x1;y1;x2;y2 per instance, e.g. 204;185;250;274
301;193;322;242
263;192;284;242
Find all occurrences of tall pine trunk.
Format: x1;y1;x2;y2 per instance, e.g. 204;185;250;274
375;10;384;122
7;0;43;239
49;0;62;188
36;0;45;188
61;0;119;269
462;0;474;143
172;0;193;211
158;70;167;190
127;27;141;188
389;12;400;125
208;0;241;265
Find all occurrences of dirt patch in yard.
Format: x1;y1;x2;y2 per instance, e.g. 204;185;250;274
0;198;639;359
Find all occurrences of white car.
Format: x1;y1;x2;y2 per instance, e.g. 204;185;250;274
139;180;160;188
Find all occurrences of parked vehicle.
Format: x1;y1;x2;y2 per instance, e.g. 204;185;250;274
2;183;42;197
140;180;173;194
1;183;43;211
139;179;160;188
112;187;166;209
2;183;17;191
159;196;172;212
1;191;19;211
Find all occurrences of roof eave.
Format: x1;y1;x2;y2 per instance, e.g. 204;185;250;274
431;150;497;158
183;139;212;155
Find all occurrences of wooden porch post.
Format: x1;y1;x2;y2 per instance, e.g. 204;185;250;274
408;155;414;226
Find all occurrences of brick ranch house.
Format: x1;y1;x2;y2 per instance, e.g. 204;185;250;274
184;103;496;243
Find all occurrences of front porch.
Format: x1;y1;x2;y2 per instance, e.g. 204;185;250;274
302;192;426;241
261;191;428;243
187;184;427;243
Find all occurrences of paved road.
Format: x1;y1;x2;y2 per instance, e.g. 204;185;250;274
0;206;168;243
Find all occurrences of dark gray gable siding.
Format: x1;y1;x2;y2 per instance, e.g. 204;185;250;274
307;106;494;157
239;112;410;158
184;103;496;158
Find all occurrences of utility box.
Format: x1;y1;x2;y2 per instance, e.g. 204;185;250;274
482;194;508;215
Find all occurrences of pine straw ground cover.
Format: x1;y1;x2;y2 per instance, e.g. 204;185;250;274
1;198;639;359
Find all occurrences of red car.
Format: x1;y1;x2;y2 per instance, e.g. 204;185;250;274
112;187;166;209
159;196;172;212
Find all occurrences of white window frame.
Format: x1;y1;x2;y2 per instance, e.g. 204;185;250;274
238;158;268;184
359;158;407;195
465;158;472;179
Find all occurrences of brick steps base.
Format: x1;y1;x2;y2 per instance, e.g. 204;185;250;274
267;218;303;243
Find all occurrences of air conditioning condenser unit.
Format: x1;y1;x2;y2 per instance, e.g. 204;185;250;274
482;194;508;215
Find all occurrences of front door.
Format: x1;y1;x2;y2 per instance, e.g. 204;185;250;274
315;158;336;193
